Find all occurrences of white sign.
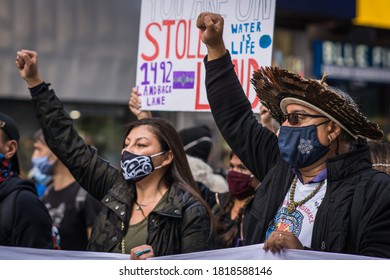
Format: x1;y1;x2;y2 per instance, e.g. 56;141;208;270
136;0;276;111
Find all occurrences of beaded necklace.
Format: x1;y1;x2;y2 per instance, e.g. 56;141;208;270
121;222;126;254
286;176;325;214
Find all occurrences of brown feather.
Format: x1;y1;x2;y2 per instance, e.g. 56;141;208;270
251;67;383;140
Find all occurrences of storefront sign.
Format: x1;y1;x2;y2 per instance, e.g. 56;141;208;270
313;40;390;83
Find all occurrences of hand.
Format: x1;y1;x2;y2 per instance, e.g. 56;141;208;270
263;231;304;254
259;106;275;133
15;50;44;88
196;12;226;60
129;87;152;120
130;245;154;260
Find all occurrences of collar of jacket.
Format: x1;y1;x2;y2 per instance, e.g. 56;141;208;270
102;180;189;222
151;184;188;218
102;179;134;223
325;144;371;182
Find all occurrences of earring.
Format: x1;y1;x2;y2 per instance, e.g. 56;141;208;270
328;135;333;144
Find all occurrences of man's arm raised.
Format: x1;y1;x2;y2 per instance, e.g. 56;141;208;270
196;12;227;61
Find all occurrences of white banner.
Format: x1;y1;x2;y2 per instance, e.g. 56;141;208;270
135;0;276;111
152;244;380;260
0;244;379;260
0;245;386;280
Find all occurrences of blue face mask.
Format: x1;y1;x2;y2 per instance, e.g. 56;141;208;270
32;156;54;175
32;166;52;186
278;122;330;168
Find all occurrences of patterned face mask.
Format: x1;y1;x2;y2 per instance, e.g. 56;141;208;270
120;151;166;183
278;121;330;168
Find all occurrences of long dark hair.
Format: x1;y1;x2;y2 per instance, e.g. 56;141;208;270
215;192;253;248
123;118;214;228
215;152;253;248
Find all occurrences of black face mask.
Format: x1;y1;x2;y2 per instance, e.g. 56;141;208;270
120;150;165;183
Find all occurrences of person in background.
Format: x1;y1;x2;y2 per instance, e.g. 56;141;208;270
179;124;213;163
0;113;52;248
16;50;215;259
179;125;228;193
197;12;390;258
259;104;280;135
29;160;52;198
368;141;390;175
32;129;102;250
178;125;228;207
213;152;260;248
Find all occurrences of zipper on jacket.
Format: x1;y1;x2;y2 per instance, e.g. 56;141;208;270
321;241;326;251
319;198;333;252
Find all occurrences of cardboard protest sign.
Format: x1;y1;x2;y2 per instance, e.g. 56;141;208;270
136;0;276;111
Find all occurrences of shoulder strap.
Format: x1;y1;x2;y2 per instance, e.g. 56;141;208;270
348;170;380;253
41;184;53;201
215;192;220;208
75;187;87;212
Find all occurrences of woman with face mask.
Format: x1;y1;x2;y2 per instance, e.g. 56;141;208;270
16;50;214;259
213;152;259;248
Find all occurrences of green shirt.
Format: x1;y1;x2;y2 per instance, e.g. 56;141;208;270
112;191;169;254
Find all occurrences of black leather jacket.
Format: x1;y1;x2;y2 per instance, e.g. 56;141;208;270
31;88;213;256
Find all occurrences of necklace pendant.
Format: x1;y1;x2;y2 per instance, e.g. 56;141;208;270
136;205;141;211
287;202;296;214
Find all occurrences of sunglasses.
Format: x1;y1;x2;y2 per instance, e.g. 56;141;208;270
283;112;325;125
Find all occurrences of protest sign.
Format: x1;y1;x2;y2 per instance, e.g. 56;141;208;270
136;0;276;111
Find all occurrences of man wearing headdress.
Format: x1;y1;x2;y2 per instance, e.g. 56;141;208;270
196;12;390;258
